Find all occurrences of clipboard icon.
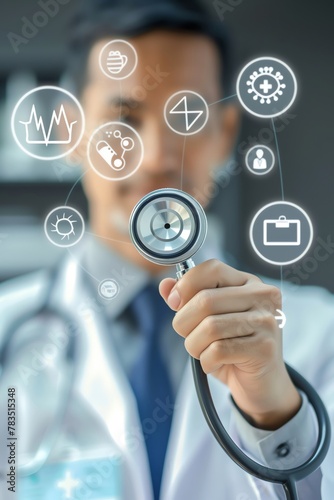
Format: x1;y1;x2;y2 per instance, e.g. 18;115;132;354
263;215;301;246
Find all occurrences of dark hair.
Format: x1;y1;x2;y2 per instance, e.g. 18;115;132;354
68;0;232;95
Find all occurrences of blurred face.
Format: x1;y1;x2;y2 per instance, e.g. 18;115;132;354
80;30;238;273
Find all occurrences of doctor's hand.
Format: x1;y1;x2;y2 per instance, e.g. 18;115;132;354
159;259;302;430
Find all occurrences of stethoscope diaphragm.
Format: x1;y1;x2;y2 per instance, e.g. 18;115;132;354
129;188;207;265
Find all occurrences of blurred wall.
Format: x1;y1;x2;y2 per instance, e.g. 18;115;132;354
0;0;333;291
209;0;334;291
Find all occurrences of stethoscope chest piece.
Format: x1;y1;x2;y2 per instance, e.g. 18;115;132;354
129;188;207;265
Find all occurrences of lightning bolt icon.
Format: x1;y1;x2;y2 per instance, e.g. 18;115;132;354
169;96;204;131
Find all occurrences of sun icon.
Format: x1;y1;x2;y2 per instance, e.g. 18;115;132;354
45;206;85;248
51;213;77;240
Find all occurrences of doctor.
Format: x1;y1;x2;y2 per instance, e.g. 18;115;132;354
0;0;334;499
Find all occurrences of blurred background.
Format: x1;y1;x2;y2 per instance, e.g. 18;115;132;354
0;0;333;290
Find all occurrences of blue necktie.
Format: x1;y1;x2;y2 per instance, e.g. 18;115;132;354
128;283;175;500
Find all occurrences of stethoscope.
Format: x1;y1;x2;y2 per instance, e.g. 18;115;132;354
0;188;330;498
129;187;331;500
0;262;76;478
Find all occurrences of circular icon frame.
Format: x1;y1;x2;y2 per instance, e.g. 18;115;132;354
236;57;297;118
245;145;275;175
98;279;120;300
249;201;313;266
11;86;85;161
87;121;144;181
164;90;209;136
44;206;85;248
99;39;138;80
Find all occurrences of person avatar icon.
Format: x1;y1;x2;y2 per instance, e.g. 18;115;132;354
253;148;267;170
245;144;275;176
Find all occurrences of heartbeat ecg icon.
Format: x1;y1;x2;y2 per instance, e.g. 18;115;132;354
169;96;203;131
19;104;77;146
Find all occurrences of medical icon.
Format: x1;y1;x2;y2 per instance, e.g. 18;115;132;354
44;206;85;248
98;279;120;300
107;51;128;74
99;39;138;80
170;96;203;131
21;457;122;498
164;90;209;135
51;212;78;240
20;104;77;146
57;470;80;498
245;145;275;175
96;130;135;171
249;201;313;265
274;309;287;329
246;66;286;104
11;86;85;161
237;57;297;118
263;215;301;246
253;149;267;169
87;122;143;181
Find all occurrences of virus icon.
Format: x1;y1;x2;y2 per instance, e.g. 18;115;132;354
246;66;286;104
51;213;77;240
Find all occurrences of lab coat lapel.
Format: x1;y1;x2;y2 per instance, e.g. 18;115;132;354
160;360;231;499
160;363;273;500
65;260;154;500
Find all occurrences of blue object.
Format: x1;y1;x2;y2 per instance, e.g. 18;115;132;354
18;456;122;499
128;283;175;500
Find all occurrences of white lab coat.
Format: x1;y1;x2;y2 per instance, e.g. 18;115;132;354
0;255;334;500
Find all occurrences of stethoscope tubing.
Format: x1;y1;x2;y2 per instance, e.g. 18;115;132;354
191;357;331;500
0;263;76;477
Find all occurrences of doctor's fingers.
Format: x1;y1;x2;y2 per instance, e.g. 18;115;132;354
199;326;280;375
181;309;279;360
160;258;260;311
172;282;282;336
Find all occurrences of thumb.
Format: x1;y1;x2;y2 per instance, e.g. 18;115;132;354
159;277;177;304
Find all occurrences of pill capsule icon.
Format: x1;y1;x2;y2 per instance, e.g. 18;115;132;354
96;140;125;170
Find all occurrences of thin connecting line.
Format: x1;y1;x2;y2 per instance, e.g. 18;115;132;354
180;136;186;190
271;117;285;295
85;231;133;246
208;94;237;107
271;118;285;201
119;80;122;121
280;265;284;295
67;248;100;283
64;171;87;206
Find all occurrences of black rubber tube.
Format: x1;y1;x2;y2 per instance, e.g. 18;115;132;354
191;357;331;500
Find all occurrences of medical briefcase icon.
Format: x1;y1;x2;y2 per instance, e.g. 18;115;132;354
263;215;301;246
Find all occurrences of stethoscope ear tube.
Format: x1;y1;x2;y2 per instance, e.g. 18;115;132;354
191;357;331;500
0;261;77;477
